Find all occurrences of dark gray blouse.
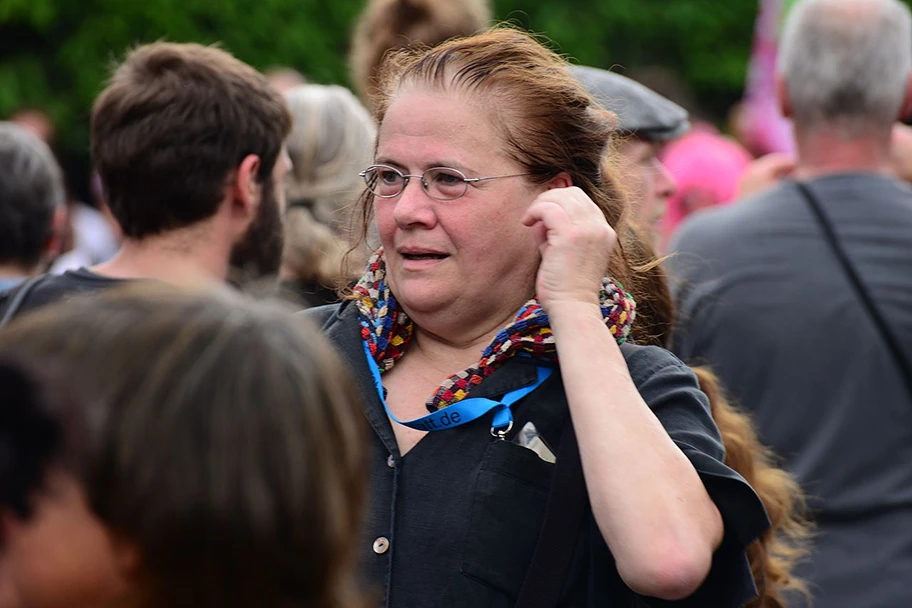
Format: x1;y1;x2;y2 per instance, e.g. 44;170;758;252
305;301;769;608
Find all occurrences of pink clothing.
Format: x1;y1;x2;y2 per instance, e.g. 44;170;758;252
740;0;796;157
660;124;753;244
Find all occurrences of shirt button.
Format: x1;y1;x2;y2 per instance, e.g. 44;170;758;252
373;536;390;555
386;454;396;468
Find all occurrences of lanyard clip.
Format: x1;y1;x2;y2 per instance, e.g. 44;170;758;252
490;418;514;440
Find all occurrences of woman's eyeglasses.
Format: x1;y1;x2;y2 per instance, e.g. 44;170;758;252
359;164;529;201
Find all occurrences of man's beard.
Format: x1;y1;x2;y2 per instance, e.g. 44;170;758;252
228;177;284;282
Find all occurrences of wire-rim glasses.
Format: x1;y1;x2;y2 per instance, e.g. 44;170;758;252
359;164;529;201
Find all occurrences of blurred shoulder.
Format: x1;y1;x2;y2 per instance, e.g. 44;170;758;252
670;183;796;254
298;302;343;329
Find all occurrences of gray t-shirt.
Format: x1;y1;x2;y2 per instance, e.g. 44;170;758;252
668;174;912;608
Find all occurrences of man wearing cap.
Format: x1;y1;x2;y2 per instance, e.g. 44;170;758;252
572;66;689;235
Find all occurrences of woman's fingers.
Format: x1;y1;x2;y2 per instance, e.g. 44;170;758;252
523;187;601;227
525;186;618;310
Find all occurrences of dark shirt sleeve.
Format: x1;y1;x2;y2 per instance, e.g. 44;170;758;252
621;343;770;607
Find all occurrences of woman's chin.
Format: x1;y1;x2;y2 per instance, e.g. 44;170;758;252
393;284;455;317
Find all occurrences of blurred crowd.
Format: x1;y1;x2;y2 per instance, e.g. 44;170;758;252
1;0;911;606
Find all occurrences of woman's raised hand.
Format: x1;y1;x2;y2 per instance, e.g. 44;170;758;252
521;186;617;313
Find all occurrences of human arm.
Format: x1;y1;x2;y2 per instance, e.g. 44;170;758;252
522;187;724;600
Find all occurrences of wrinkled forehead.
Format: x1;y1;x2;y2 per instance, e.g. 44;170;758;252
376;80;511;154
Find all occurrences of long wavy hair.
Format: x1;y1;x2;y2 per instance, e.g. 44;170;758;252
624;227;812;607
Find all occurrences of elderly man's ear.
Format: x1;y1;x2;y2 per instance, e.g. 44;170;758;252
776;75;793;119
900;76;912;121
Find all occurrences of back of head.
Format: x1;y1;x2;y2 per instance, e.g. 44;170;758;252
91;42;292;239
0;122;64;272
0;285;364;608
779;0;912;136
283;84;376;228
282;204;349;292
350;0;492;110
0;357;73;520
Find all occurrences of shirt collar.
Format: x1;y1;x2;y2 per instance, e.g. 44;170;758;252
326;301;551;453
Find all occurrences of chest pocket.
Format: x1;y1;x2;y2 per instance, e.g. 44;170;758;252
459;438;554;599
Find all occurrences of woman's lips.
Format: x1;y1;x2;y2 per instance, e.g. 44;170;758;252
398;251;450;269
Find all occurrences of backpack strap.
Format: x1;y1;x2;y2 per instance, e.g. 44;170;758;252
793;180;912;402
0;275;47;330
514;420;588;608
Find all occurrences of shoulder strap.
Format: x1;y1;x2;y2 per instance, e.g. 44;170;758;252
793;180;912;402
514;420;588;608
0;275;47;330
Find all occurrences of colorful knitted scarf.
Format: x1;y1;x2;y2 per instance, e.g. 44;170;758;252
355;251;636;412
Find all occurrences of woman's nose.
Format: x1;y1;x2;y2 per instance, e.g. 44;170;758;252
392;178;438;229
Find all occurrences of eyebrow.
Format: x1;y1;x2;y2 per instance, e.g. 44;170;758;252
374;157;475;174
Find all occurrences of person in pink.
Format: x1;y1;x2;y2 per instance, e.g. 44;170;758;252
659;126;753;248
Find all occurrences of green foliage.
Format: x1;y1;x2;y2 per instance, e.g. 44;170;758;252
493;0;759;118
0;0;363;158
3;0;909;193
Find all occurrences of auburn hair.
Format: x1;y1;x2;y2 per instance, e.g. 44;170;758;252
351;27;634;288
625;227;811;607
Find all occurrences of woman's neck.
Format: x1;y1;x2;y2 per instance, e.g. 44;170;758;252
410;309;516;373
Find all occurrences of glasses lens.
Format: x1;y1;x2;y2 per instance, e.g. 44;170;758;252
424;168;468;200
364;166;404;197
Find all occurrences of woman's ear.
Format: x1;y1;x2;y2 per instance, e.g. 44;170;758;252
544;171;573;190
776;74;793;119
899;75;912;121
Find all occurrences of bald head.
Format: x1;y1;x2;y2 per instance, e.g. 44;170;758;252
779;0;912;136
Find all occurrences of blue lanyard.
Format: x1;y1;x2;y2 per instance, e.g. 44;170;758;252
362;340;552;435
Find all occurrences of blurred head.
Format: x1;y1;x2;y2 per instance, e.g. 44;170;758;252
0;285;365;608
778;0;912;138
281;204;348;293
9;110;55;145
264;66;308;93
0;358;127;608
283;84;376;231
91;42;293;275
616;138;677;231
572;67;688;237
355;28;631;326
349;0;492;111
0;122;65;276
659;127;753;245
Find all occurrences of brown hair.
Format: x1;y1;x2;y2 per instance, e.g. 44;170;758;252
349;0;493;110
92;42;292;239
351;27;634;287
0;284;365;608
0;357;90;520
625;231;811;607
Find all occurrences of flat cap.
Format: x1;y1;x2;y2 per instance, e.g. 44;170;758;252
571;65;690;142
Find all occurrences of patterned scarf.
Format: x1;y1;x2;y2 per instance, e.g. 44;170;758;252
355;251;636;412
